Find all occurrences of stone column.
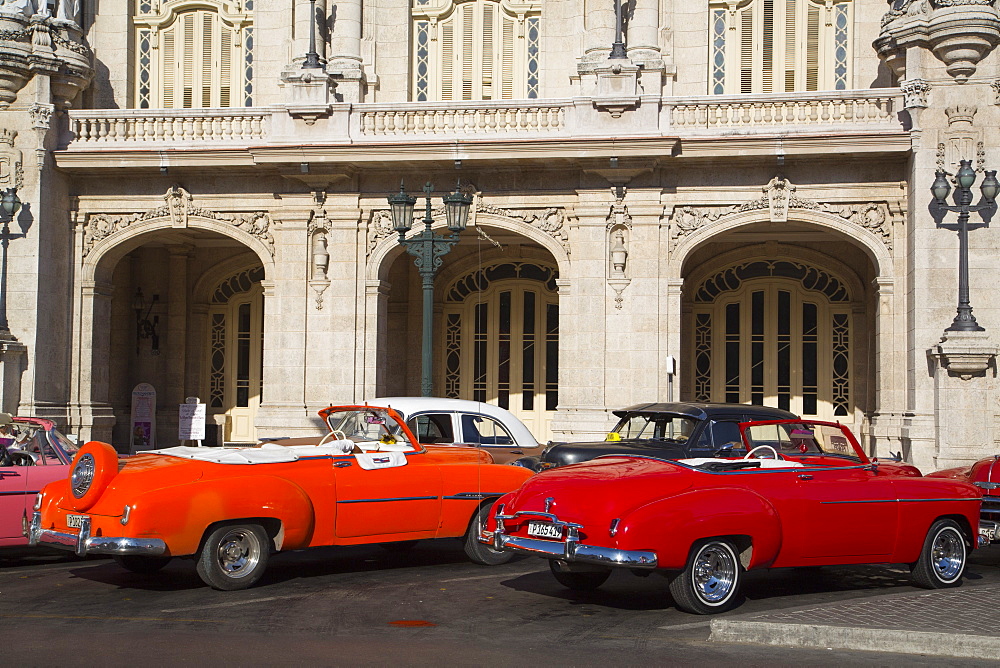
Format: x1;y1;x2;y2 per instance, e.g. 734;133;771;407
928;331;999;470
0;340;27;414
71;279;116;443
363;278;391;398
292;0;326;64
326;0;364;101
582;0;615;63
254;207;310;436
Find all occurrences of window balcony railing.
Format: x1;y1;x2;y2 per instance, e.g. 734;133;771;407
59;90;904;150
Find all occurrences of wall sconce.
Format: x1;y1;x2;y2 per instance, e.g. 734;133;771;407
133;288;160;354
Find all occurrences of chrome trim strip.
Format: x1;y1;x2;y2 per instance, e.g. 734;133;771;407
337;496;439;504
442;493;504;500
490;533;657;569
975;481;1000;490
494;509;583;529
595;453;870;474
820;497;981;505
28;512;167;556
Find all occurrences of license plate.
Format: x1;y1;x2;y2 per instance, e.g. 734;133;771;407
66;514;87;529
527;521;562;539
980;525;996;542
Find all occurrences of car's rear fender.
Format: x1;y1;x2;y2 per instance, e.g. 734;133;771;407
618;487;782;571
126;475;315;556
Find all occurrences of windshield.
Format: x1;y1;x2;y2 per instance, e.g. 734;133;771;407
325;408;407;444
743;421;862;460
610;413;698;443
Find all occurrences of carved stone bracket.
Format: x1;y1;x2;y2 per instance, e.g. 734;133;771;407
82;186;276;258
901;78;931;109
307;192;331;310
668;177;896;250
929;329;998;380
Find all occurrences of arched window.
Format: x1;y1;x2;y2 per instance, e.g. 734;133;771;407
709;0;852;95
134;1;254;109
441;262;558;439
412;0;542;101
688;261;853;420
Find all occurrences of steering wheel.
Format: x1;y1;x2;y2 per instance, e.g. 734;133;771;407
317;430;348;447
8;451;35;466
743;444;783;461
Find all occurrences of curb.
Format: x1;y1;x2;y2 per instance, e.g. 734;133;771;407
709;619;1000;659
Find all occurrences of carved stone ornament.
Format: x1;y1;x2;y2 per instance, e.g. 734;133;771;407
992;80;1000;104
82;186;276;258
877;0;1000;83
0;127;23;190
901;78;931;109
369;191;572;258
669;177;895;250
606;198;632;310
0;11;94;109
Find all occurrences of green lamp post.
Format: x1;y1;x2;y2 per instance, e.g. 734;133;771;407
388;182;473;396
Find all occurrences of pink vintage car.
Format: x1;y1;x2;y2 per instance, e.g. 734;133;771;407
1;416;79;546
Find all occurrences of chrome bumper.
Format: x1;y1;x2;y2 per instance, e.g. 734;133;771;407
480;505;657;569
28;512;167;557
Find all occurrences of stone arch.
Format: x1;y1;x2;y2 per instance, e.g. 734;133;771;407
82;216;275;284
365;213;571;283
670;208;894;282
192;254;267;305
684;243;868;307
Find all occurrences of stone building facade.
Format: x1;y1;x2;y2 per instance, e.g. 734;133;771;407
0;0;998;470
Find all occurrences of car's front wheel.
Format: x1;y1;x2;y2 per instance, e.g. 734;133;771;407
549;560;611;591
196;523;270;591
464;502;513;566
113;555;172;574
910;519;967;589
669;538;743;614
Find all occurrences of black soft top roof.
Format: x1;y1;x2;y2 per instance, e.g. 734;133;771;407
611;402;798;421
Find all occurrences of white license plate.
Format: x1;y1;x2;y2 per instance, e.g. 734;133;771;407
527;521;562;539
980;526;996;542
66;514;88;529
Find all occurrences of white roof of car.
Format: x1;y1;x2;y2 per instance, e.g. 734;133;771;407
366;397;539;447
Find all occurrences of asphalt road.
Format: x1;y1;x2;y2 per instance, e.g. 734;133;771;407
5;541;1000;666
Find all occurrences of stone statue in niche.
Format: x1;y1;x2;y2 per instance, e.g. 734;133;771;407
312;232;329;280
610;229;628;277
57;0;80;22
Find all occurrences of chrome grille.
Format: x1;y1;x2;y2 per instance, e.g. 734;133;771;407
981;494;1000;521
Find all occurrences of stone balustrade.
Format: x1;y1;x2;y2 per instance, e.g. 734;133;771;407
665;90;901;132
59;90;903;150
357;101;567;137
67;108;272;144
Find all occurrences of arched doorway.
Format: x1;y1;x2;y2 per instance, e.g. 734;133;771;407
688;260;854;420
204;266;265;444
440;261;559;440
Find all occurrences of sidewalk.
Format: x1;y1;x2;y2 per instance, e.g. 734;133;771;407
709;582;1000;659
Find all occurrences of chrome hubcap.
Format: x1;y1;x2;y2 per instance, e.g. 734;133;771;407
931;527;964;582
216;528;261;579
692;543;736;604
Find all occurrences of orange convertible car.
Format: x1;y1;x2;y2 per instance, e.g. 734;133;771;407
29;405;532;590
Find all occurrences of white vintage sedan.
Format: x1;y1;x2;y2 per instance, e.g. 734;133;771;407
263;397;541;465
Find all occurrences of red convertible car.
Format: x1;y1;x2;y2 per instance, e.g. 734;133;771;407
481;420;981;614
928;456;1000;543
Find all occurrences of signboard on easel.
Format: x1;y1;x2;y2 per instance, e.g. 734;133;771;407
179;396;206;446
130;382;156;453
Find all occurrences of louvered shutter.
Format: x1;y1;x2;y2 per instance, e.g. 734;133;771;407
501;16;514;99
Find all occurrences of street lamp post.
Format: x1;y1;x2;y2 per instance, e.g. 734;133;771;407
302;0;323;69
387;182;473;397
0;188;22;341
930;159;999;332
610;0;627;59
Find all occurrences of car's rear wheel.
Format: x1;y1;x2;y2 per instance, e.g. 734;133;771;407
196;523;270;591
114;555;172;574
910;519;966;589
464;502;513;566
549;560;611;591
669;538;743;614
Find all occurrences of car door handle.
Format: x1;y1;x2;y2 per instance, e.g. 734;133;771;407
334;461;352;468
0;470;21;477
797;474;813;480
